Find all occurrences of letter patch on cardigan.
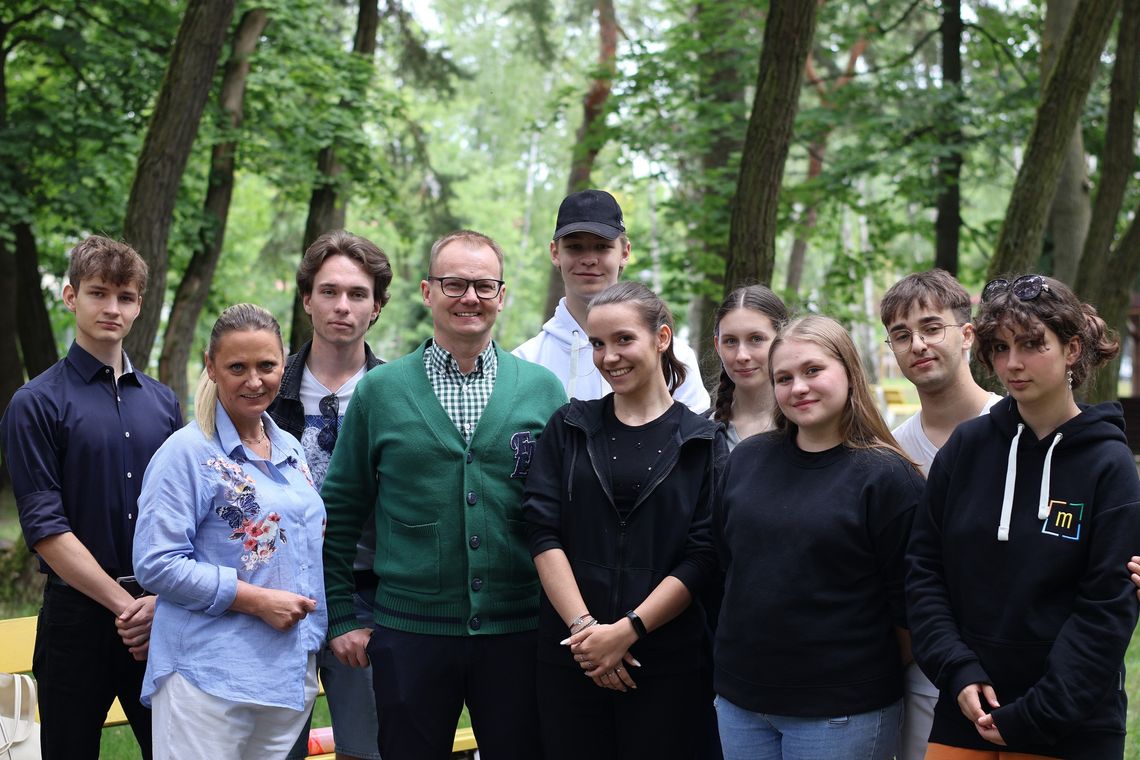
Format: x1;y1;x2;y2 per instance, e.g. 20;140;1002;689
510;431;536;479
1041;499;1083;541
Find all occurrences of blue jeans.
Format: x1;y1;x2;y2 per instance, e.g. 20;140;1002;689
716;695;903;760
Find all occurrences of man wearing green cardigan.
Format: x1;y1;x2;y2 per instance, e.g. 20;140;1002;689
321;229;567;760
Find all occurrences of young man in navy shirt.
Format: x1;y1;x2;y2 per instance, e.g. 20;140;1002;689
1;236;182;759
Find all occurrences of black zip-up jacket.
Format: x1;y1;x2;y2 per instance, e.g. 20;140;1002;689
267;340;383;441
523;397;726;674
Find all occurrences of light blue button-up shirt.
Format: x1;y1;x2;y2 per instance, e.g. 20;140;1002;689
134;401;326;710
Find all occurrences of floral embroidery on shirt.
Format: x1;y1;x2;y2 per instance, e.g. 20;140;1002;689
286;455;315;489
205;456;289;570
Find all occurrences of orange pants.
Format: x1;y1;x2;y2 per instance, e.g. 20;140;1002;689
925;744;1056;760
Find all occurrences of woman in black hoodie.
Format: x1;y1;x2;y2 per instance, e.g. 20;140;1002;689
907;275;1140;759
522;282;724;760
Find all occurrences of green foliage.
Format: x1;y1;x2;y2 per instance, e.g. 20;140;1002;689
3;0;1134;388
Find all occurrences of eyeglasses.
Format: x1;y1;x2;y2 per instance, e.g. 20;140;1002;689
427;276;505;300
981;275;1051;303
884;323;963;354
317;394;339;453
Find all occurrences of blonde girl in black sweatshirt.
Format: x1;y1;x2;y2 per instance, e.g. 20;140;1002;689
714;315;925;760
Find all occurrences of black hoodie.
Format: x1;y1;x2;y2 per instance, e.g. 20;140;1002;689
907;397;1140;758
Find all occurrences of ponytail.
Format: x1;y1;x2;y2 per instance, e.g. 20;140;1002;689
194;368;218;438
1074;303;1120;389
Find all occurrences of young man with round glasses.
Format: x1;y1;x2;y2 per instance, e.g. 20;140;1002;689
879;269;1002;760
269;229;392;760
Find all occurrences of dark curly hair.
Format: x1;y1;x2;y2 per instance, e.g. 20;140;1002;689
974;275;1119;390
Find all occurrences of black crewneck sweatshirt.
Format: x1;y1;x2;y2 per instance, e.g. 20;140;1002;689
714;431;923;716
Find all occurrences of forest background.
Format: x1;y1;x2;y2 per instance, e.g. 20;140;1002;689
3;0;1140;423
2;0;1140;755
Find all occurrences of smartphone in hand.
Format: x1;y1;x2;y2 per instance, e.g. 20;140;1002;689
116;575;147;599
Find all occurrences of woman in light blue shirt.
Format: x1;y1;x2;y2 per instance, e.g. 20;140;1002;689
135;304;326;760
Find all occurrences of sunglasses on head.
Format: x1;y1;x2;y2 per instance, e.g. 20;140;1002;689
981;274;1051;303
318;394;339;453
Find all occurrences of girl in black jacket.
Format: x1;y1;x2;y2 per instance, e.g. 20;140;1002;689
907;275;1140;760
523;282;725;760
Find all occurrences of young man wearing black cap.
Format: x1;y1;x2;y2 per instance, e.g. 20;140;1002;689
514;189;710;411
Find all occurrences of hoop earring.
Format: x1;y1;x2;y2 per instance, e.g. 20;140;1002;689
1066;369;1073;390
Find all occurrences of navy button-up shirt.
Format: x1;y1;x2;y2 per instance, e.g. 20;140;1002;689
0;341;182;576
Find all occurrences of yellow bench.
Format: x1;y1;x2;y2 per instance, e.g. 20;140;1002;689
881;386;921;420
0;615;478;758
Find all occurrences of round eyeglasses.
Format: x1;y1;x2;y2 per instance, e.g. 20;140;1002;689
427;276;505;299
981;275;1051;303
884;323;963;354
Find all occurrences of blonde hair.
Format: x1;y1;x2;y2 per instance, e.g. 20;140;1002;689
194;304;282;438
770;315;918;470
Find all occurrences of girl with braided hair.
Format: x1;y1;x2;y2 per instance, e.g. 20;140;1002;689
710;285;789;450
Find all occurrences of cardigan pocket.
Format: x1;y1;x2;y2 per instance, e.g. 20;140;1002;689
383;519;441;594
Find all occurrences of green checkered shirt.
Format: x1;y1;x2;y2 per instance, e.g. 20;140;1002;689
424;339;498;444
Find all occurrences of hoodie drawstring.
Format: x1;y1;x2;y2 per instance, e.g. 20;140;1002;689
568;329;580;400
1037;433;1063;519
997;424;1064;541
997;424;1024;542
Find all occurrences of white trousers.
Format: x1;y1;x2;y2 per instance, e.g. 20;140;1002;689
151;655;318;760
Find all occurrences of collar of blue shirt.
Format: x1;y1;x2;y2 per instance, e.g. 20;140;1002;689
214;400;294;467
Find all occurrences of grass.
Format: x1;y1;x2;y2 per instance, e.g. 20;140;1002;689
100;699;473;759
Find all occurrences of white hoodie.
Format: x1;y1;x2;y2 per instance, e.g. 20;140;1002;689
513;298;711;413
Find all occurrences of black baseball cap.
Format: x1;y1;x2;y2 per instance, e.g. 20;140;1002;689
553;190;626;241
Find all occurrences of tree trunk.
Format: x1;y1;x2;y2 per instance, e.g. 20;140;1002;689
289;0;378;352
1;20;55;397
541;0;618;321
13;221;57;377
1081;203;1140;402
987;0;1120;279
122;0;238;369
1043;0;1092;284
1075;1;1140;402
933;0;962;275
786;203;815;293
1076;0;1139;297
158;8;270;413
690;1;749;391
0;239;20;490
724;0;819;290
787;41;866;294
